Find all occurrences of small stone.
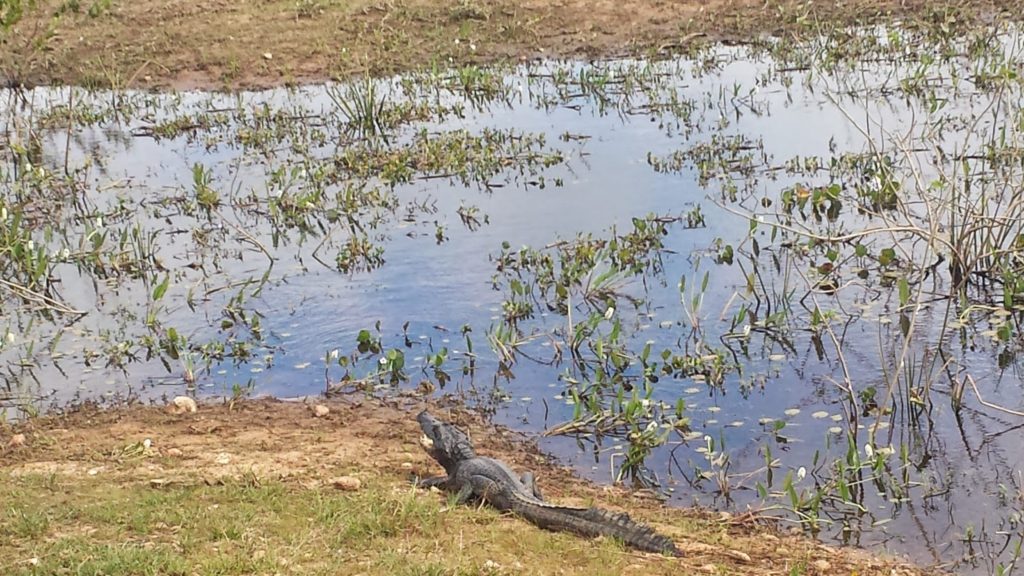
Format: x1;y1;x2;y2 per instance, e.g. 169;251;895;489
312;404;330;418
215;453;231;465
330;476;361;491
811;559;830;571
87;467;102;476
166;448;183;458
8;433;26;447
168;396;197;414
724;549;751;563
263;52;273;60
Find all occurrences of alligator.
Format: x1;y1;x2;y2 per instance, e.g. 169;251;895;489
415;410;681;556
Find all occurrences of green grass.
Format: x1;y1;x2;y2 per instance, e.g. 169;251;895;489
0;472;650;576
0;473;442;575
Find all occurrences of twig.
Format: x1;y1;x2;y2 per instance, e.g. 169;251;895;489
124;60;152;89
0;278;85;316
967;375;1024;418
211;208;274;262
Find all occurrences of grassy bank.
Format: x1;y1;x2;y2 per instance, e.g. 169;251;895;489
0;399;935;575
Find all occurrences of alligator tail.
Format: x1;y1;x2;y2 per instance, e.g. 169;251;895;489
571;507;682;556
518;502;681;556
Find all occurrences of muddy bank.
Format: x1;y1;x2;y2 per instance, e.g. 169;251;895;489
2;0;1017;90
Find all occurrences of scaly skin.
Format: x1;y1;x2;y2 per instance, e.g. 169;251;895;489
416;410;681;556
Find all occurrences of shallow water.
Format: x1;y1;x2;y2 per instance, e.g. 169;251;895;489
5;28;1024;573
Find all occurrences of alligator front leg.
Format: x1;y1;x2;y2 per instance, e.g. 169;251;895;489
452;483;476;504
413;475;450;490
424;475;479;505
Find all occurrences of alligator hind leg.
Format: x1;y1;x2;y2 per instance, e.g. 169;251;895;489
521;471;544;500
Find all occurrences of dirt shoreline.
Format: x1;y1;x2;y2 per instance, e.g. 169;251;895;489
0;397;938;575
2;0;1019;91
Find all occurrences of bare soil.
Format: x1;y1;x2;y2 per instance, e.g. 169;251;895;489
2;397;936;575
1;0;1019;90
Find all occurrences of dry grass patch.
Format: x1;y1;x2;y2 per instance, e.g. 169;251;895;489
2;0;1021;89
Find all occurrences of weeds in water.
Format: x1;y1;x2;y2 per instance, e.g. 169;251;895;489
327;77;388;141
7;15;1024;572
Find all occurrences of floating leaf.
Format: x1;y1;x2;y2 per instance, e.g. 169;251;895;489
879;247;896;266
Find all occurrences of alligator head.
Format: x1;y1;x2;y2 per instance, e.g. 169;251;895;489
417;410;477;473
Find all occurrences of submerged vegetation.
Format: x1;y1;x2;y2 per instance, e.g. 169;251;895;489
6;3;1024;574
